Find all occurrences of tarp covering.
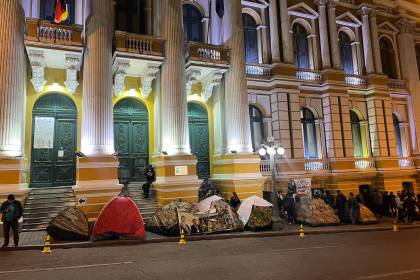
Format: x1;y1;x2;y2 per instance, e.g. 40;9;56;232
194;195;223;213
359;204;378;224
92;196;145;240
295;198;339;226
147;200;194;236
204;200;244;233
47;207;89;241
237;196;273;225
246;206;273;230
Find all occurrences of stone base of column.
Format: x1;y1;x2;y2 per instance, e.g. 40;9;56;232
0;158;28;200
367;73;388;87
322;69;345;83
271;63;296;77
76;156;120;221
211;154;264;200
152;154;200;205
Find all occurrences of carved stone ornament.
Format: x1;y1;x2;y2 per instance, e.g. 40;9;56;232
113;60;130;97
141;64;160;99
64;55;80;94
202;71;224;103
186;69;201;96
359;6;370;17
28;50;46;93
396;18;416;34
327;0;336;9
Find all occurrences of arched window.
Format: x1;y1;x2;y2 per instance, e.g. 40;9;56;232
416;45;420;80
293;23;310;69
183;4;203;43
301;108;318;159
380;37;397;79
243;14;259;64
40;0;75;24
339;31;354;74
115;0;147;34
249;105;264;152
350;111;365;158
393;114;404;157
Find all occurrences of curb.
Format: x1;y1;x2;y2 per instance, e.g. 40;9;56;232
3;223;420;252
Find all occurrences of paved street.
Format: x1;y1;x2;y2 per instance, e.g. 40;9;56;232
1;229;420;280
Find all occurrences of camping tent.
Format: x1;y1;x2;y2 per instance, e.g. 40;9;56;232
92;196;145;240
47;207;89;241
295;198;339;226
194;195;223;213
147;200;194;236
237;196;273;229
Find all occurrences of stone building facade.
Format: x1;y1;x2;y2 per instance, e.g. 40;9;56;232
0;0;420;218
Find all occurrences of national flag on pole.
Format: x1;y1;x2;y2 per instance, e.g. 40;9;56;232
216;0;224;18
54;0;68;24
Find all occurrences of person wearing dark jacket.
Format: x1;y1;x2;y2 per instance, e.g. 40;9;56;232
335;191;347;224
229;192;241;209
346;193;360;224
1;194;23;247
322;190;334;207
403;194;416;224
142;165;156;198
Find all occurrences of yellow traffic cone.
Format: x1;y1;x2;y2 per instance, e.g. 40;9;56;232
393;221;398;232
42;235;52;253
299;224;305;238
179;229;187;246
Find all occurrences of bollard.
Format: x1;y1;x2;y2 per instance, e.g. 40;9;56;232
393;221;398;232
179;229;187;246
299;224;305;238
42;235;52;254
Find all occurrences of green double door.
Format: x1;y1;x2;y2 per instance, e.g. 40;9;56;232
30;94;77;188
114;98;149;182
188;103;210;179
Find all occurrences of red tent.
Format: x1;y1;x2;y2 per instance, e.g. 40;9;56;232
92;196;145;240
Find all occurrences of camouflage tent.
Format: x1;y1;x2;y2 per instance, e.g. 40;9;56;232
295;199;339;226
359;204;378;224
246;206;273;231
203;200;244;233
147;200;194;236
46;207;90;241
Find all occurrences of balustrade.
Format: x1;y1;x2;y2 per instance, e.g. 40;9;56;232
115;31;164;56
246;64;272;77
26;18;82;46
296;69;322;81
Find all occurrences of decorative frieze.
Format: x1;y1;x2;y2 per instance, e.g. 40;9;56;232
396;18;416;34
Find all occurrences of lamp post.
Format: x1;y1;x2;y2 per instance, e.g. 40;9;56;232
258;136;285;223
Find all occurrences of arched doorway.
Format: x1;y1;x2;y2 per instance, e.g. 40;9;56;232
188;103;210;179
30;93;77;188
113;98;149;182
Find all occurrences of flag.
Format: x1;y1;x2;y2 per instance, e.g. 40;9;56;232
54;0;68;24
216;0;224;18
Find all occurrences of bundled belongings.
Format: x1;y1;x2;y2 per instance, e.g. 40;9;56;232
237;196;273;230
194;195;223;213
359;204;378;224
198;179;221;201
92;196;145;240
295;198;339;226
200;199;243;233
47;207;89;241
147;200;194;236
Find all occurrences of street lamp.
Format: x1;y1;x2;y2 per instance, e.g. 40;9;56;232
258;137;285;224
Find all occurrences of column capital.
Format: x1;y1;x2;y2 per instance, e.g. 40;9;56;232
396;17;416;34
327;0;336;9
315;0;328;7
359;6;371;17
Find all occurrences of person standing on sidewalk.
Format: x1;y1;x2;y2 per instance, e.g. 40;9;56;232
347;193;360;225
372;189;383;216
395;192;404;223
335;191;347;224
1;194;23;247
403;194;416;224
389;192;396;216
142;164;156;198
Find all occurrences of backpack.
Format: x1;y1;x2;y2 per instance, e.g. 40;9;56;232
4;202;17;222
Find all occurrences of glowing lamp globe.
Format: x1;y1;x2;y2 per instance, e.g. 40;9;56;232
267;147;276;156
258;148;267;156
277;147;285;155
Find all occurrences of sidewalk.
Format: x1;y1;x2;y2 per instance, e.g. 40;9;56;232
3;218;419;251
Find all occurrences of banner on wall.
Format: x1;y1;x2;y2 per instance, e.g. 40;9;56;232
33;117;55;149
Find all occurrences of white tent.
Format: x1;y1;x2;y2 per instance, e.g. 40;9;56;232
195;195;223;213
237;196;272;225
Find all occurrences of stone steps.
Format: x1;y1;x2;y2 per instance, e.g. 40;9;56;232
127;183;158;223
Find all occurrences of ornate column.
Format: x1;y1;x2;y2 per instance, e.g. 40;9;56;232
369;9;382;74
360;6;374;74
280;0;294;64
0;0;26;186
327;0;341;69
212;0;263;200
317;0;331;69
153;0;199;205
269;0;281;63
79;0;118;188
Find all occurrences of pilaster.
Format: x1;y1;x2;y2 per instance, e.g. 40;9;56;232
369;9;382;74
327;0;341;70
269;0;281;63
280;0;294;64
317;0;331;69
360;6;374;74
